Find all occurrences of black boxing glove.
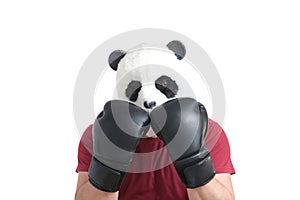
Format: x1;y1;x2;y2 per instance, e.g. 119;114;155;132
150;97;215;188
88;100;150;192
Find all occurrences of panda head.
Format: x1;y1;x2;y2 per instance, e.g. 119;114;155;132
109;40;195;112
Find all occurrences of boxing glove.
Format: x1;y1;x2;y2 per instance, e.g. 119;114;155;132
150;97;215;188
88;100;150;192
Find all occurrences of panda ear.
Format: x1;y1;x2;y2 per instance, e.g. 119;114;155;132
167;40;186;60
108;50;126;71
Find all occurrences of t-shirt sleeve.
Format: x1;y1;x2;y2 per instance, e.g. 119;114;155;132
75;125;93;173
207;120;235;174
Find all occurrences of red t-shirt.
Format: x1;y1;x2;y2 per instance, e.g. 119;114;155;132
76;119;235;199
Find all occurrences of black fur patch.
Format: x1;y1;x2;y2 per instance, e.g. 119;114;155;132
155;76;178;98
125;80;142;101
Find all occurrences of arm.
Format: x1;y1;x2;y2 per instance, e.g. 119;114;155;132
75;101;150;199
75;172;118;200
187;174;234;200
151;98;235;199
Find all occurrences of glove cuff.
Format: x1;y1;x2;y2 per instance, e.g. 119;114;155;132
174;150;215;188
88;157;125;192
183;154;215;188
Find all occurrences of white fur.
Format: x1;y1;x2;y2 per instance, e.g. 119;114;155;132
114;45;197;105
112;44;208;137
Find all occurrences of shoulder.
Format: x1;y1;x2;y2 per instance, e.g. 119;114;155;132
76;124;94;172
78;124;94;157
206;118;224;151
206;119;235;174
80;124;93;151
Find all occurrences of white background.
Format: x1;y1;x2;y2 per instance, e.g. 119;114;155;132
1;0;299;199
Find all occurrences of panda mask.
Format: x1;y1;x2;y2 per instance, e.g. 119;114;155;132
109;41;197;137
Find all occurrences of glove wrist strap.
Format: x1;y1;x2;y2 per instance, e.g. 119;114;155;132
88;157;124;192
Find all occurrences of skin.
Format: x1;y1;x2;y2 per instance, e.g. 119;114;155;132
187;174;235;200
75;172;118;200
75;172;234;200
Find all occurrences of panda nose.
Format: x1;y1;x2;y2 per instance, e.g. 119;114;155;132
144;101;156;109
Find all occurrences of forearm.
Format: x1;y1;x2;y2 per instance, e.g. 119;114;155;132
75;181;118;200
187;177;234;200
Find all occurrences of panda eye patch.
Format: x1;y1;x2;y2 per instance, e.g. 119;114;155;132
155;75;178;98
125;80;142;102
